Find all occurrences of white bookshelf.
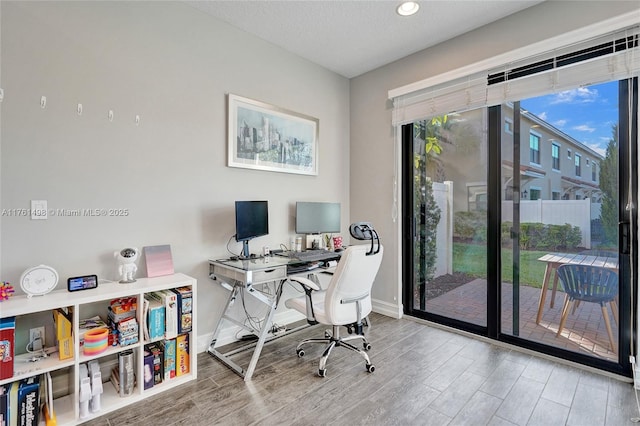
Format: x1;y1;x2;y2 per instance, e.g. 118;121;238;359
0;273;197;425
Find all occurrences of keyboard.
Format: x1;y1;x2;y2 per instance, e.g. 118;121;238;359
290;250;341;262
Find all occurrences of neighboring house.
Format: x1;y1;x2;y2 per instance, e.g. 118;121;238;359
501;103;603;204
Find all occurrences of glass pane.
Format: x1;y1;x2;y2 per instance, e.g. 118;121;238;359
411;110;488;327
501;81;619;362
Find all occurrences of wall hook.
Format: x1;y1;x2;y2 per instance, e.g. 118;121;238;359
108;110;114;122
40;96;47;109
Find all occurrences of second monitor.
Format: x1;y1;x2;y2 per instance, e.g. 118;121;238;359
295;202;340;236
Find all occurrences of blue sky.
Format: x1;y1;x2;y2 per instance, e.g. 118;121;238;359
521;81;618;158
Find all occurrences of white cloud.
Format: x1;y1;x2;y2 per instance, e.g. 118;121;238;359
551;87;598;104
553;119;567;127
586;143;606;157
538;111;548;120
573;124;595;133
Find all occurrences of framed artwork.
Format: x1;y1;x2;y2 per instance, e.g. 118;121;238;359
227;94;319;176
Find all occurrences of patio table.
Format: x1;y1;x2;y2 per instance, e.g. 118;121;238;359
535;252;619;324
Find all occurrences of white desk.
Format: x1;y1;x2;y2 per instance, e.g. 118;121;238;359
207;255;336;381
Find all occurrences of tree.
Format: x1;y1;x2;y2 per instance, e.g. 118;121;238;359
413;118;443;309
599;124;618;246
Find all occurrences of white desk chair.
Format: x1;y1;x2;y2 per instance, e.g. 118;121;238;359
285;223;383;377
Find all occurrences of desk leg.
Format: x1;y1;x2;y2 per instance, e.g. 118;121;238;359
207;282;279;381
536;264;553;324
243;295;277;381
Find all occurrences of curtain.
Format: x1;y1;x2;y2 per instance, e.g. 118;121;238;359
391;25;640;126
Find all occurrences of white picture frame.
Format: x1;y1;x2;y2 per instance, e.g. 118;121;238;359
227;94;319;176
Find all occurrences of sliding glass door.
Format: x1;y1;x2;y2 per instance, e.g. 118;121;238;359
403;109;489;330
403;77;637;375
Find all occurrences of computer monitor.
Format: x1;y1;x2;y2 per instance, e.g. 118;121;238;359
235;200;269;258
295;202;340;234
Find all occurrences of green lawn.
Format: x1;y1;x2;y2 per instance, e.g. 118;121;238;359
452;242;548;288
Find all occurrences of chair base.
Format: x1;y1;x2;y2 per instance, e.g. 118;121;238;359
296;324;374;377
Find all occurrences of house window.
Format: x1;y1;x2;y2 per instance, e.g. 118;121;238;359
586;158;590;167
529;188;541;200
551;143;560;170
552;191;561;200
592;163;597;181
530;132;541;164
575;153;582;177
567;149;572;159
505;118;513;134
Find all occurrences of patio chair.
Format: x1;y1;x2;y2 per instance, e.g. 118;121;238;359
555;264;619;353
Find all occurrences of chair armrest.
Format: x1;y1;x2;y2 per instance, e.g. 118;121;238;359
341;292;369;304
289;276;321;291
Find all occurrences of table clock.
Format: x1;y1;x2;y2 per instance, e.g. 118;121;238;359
20;264;59;297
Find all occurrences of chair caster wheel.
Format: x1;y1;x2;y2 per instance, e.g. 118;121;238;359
318;369;327;377
347;326;354;334
366;364;375;373
363;342;371;351
297;349;305;358
324;331;331;338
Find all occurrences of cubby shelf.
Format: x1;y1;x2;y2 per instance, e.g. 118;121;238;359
0;273;197;425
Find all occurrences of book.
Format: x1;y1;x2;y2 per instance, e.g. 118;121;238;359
146;343;164;385
143;245;174;278
8;381;18;426
161;339;176;381
18;376;39;426
148;291;177;339
146;297;165;340
0;318;15;381
53;309;73;360
143;351;154;390
171;287;192;334
0;385;8;426
176;334;189;377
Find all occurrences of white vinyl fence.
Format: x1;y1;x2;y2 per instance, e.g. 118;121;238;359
502;199;592;248
433;181;453;277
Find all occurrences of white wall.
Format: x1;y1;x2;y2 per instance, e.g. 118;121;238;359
0;1;350;349
350;1;639;317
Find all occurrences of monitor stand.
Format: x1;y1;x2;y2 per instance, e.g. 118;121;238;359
241;240;251;259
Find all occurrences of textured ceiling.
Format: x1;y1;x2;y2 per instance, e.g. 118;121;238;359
186;0;544;78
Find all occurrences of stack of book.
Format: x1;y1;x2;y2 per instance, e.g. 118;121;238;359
108;298;138;346
0;376;40;426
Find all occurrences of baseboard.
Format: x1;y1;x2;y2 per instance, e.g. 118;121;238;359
372;297;403;319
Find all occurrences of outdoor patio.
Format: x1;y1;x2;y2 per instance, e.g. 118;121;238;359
426;279;618;362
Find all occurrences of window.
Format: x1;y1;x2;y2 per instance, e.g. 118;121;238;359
568;149;572;159
592;163;597;181
530;132;541;164
552;191;561;200
575;153;582;176
529;188;541;200
551;143;560;170
505;118;513;134
586;158;590;166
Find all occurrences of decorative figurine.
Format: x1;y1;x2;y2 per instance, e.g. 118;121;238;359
114;247;138;283
0;282;14;301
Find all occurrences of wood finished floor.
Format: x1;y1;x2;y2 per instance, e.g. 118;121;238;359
83;313;638;425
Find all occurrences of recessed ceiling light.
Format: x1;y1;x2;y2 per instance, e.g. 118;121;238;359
397;1;420;16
